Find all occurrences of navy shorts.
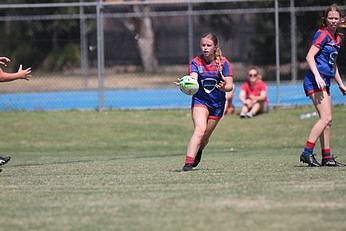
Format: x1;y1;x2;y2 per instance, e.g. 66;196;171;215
303;71;331;96
191;97;225;120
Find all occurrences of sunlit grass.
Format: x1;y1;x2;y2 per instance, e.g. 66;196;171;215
1;107;346;231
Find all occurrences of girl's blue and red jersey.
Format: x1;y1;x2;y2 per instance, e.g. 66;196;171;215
311;28;342;77
303;28;342;96
189;54;233;109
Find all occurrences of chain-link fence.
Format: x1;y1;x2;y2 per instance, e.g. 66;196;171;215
0;0;345;111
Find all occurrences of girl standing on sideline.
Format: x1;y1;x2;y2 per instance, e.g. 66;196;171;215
181;33;233;171
300;4;346;167
0;56;32;167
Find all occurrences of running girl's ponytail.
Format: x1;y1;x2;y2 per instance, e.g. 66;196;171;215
215;47;223;73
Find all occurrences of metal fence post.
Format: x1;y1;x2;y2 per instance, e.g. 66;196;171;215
96;0;105;111
275;0;281;105
80;0;89;88
187;2;194;61
290;0;297;82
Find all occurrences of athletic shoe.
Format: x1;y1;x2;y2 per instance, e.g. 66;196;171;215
240;112;247;118
0;156;11;166
321;156;346;167
246;112;253;118
182;164;193;171
300;152;321;167
192;149;203;167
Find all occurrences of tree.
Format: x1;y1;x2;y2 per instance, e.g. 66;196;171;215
0;0;83;71
198;0;346;79
124;4;158;72
105;0;158;72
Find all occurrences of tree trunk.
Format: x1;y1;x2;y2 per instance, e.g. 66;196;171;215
135;11;158;72
125;4;158;72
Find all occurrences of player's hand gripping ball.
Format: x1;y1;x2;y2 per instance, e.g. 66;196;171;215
179;75;199;95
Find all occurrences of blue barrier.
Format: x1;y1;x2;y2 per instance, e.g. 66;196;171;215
0;83;345;111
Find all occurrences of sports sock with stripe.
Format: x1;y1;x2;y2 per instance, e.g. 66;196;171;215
185;156;195;165
321;148;332;160
303;141;315;156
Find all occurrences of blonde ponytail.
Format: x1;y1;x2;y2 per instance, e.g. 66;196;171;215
215;47;223;73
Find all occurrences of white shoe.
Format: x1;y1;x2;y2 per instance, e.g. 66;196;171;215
246;112;253;118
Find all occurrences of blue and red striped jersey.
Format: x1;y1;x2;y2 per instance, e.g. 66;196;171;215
312;28;342;77
189;54;233;107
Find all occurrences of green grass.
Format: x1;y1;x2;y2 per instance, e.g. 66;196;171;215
1;107;346;231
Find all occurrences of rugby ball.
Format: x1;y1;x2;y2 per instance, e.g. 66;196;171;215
179;75;199;95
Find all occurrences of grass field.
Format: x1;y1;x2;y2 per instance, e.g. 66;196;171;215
1;106;346;231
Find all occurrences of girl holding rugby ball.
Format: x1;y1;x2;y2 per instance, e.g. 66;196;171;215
180;32;233;171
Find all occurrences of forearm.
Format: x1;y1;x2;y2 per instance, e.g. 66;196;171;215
306;58;320;78
334;66;344;87
306;46;321;79
252;94;266;102
239;96;247;105
0;71;23;82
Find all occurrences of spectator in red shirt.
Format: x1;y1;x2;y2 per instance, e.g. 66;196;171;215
239;67;269;118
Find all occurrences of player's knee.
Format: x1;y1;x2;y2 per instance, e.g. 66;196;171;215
194;126;207;138
321;116;332;127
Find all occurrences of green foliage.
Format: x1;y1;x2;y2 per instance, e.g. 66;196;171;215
42;43;80;71
199;0;346;68
198;3;235;40
0;0;84;71
1;0;345;72
248;14;276;65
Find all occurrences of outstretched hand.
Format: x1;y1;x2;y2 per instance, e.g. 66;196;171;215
18;64;32;80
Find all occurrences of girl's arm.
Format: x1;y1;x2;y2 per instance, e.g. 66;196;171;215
216;75;233;92
334;66;346;95
0;65;32;82
306;45;325;89
239;89;247;105
251;90;267;102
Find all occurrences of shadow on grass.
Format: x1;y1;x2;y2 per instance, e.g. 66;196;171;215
7;152;183;168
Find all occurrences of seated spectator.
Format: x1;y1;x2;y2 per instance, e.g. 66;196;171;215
239;67;269;118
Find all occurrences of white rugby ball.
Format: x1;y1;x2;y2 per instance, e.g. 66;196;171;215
179;75;199;95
